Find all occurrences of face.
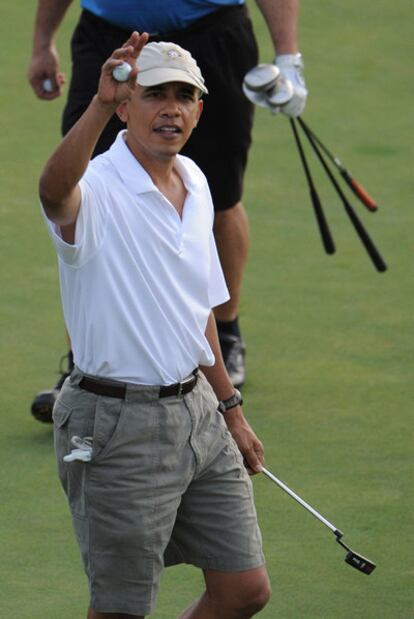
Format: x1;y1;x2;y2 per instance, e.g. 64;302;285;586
117;82;203;163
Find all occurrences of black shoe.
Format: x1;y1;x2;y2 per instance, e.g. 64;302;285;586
31;354;72;423
219;333;246;389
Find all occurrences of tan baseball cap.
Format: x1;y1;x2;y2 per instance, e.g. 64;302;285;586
136;41;208;94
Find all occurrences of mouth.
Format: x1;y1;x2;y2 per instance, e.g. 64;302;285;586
153;125;182;135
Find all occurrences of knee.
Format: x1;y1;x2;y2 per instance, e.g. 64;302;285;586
240;577;271;615
225;575;271;618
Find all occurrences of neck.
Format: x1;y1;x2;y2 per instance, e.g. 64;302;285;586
124;133;186;217
125;132;177;186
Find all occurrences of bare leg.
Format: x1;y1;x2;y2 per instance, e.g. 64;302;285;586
213;202;249;322
178;566;271;619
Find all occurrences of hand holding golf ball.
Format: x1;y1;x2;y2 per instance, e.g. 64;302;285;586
42;78;54;93
112;61;132;82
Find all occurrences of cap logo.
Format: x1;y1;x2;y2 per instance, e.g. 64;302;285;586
167;50;181;59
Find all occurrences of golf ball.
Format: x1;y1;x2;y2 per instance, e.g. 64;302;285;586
112;62;132;82
42;78;54;93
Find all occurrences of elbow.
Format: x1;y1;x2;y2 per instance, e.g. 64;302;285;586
39;166;64;221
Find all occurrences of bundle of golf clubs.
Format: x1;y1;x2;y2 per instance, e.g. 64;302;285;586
290;117;387;273
243;64;387;273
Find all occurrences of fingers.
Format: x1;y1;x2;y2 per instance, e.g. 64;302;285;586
31;73;65;100
108;31;148;87
120;31;149;59
243;438;265;476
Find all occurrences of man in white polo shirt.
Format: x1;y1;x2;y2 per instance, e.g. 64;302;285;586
41;31;270;618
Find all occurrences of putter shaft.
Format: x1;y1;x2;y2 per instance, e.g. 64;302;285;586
261;467;341;536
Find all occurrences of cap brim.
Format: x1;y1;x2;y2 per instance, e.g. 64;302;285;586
137;68;208;94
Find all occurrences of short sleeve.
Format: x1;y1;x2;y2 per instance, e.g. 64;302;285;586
41;167;109;268
208;232;230;308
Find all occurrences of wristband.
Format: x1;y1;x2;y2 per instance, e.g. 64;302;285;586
218;389;243;414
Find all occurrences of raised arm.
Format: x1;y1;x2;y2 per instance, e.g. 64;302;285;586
28;0;74;100
201;312;264;474
39;32;148;235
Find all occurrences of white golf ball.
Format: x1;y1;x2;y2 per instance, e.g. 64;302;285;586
112;62;132;82
42;78;54;93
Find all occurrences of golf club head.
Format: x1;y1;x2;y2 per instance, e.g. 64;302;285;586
243;63;280;91
344;549;376;575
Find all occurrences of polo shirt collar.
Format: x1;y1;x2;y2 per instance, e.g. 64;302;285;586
107;131;156;195
106;130;199;197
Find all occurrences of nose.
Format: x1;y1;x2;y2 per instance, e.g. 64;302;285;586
160;94;182;117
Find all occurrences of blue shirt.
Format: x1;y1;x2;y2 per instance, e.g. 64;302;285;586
81;0;244;34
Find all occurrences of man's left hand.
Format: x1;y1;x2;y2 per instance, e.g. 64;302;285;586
272;53;308;117
243;55;308;117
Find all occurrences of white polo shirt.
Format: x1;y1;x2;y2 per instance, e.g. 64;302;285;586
43;131;229;385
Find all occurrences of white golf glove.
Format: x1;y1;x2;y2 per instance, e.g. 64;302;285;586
274;53;308;116
242;54;308;117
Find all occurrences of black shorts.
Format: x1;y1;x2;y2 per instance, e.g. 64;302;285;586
62;5;258;211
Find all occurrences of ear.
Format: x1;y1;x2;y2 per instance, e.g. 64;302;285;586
116;101;129;123
194;98;203;127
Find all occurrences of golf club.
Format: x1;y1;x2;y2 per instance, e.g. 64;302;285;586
261;467;376;575
290;118;335;255
298;118;378;212
243;63;294;108
297;119;387;273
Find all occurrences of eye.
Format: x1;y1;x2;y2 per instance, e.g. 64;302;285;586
144;88;165;98
178;89;196;102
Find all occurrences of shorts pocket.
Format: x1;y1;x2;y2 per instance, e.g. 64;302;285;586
53;397;89;518
91;396;126;461
53;399;72;428
53;398;74;472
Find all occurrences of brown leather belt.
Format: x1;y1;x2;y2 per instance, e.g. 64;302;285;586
78;369;198;399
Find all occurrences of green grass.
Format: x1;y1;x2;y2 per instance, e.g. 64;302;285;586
1;1;413;617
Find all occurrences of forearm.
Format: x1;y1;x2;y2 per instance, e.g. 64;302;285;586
32;0;73;52
201;312;236;401
40;96;116;224
201;313;264;473
255;0;299;54
201;313;247;435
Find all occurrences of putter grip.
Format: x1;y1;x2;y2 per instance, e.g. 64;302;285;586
341;170;378;212
310;187;335;254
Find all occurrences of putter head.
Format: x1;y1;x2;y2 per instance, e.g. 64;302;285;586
335;535;376;575
344;550;376;575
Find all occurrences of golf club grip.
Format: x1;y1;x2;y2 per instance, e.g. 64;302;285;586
298;122;387;272
310;186;336;254
340;170;378;212
290;119;336;256
343;201;387;272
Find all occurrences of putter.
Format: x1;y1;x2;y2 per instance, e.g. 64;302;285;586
298;118;378;212
262;467;376;575
296;119;387;273
290;118;335;255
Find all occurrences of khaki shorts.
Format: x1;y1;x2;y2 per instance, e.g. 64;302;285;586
53;369;265;616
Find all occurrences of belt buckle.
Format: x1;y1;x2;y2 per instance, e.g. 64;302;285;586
177;381;183;397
